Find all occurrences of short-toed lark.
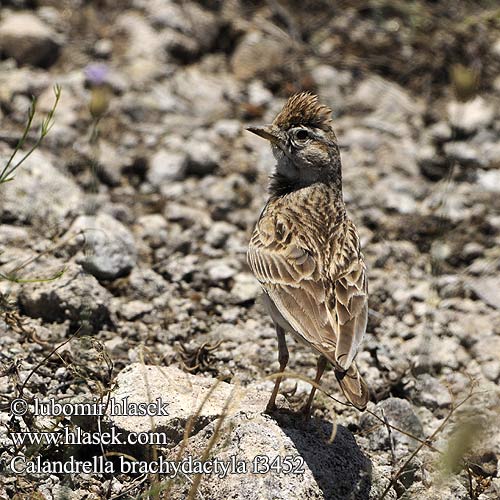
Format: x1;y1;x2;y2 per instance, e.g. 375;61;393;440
247;92;369;414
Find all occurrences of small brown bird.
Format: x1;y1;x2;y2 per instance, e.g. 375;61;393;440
247;92;369;414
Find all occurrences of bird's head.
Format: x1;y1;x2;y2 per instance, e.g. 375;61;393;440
247;92;341;194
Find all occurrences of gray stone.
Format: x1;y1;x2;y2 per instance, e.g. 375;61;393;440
360;398;423;452
147;150;187;185
231;31;289;81
230;272;261;304
208;261;237;282
65;213;137;280
126;268;169;300
18;262;112;331
184;140;220;176
417;143;449;181
471;335;500;379
350;76;423;127
477;140;500;170
477;169;500;193
407;374;452;410
448;97;495;134
443;142;482;167
0;150;82;226
118;300;153;321
205;221;236;248
171;67;240;120
135;214;169;249
0;12;60;67
427;121;452;143
247;80;273;107
161;3;220;61
213;119;241;139
311;65;349;112
467;276;500;309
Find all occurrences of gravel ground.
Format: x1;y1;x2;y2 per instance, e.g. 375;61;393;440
0;1;500;499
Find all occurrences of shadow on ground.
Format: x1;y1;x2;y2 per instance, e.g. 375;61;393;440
275;411;372;499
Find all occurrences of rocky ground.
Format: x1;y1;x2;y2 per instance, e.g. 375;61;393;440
1;1;500;499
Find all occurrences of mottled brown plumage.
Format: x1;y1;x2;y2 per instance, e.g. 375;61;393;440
247;92;369;413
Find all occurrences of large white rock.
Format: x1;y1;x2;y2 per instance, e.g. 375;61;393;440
107;364;393;499
108;363;282;443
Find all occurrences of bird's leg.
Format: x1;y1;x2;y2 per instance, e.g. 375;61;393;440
301;355;328;418
266;325;289;413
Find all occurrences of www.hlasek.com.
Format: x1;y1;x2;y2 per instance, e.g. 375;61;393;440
9;424;169;447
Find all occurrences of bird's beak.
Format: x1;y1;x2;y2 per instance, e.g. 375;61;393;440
246;125;280;145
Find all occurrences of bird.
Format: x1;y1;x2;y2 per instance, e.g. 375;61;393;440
246;92;369;415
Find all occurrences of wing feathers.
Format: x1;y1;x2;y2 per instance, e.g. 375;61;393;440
247;211;368;375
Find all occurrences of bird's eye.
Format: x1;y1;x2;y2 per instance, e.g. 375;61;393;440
295;129;309;141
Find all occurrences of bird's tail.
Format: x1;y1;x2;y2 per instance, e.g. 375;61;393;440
335;363;369;410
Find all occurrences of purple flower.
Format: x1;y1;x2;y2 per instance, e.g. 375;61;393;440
84;63;109;86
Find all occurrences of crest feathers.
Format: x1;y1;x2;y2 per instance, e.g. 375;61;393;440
273;92;333;131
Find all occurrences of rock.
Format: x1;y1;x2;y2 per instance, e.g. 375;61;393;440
477;140;500;170
342;127;382;151
213;119;241;139
0;12;60;67
0;224;30;245
107;364;392;498
377;176;418;214
417;143;449;181
360;398;423;453
476;170;500;193
311;65;349;113
427;121;452;143
208;261;237;282
169;413;383;500
108;363;282;446
161;3;221;62
447;97;495;134
205;221;236;248
147;150;188;185
230;272;261;304
115;12;163;62
171;67;240;120
467;448;498;477
467;276;500;309
18;262;112;331
184;140;220;176
231;31;289;81
247;80;273;107
103;336;127;357
65;213;137;280
406;374;452;410
118;300;153;321
126;268;169;300
135;214;169;249
471;335;500;382
0;150;82;226
443;142;482;167
350;76;423;130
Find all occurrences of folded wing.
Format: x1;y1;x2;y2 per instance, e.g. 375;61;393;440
247;214;368;374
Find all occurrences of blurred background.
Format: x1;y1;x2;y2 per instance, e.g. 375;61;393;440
0;1;499;499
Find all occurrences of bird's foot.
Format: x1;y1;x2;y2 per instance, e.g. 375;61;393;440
299;402;313;421
264;402;278;414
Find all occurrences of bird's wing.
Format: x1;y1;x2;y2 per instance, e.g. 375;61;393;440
247;213;367;371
